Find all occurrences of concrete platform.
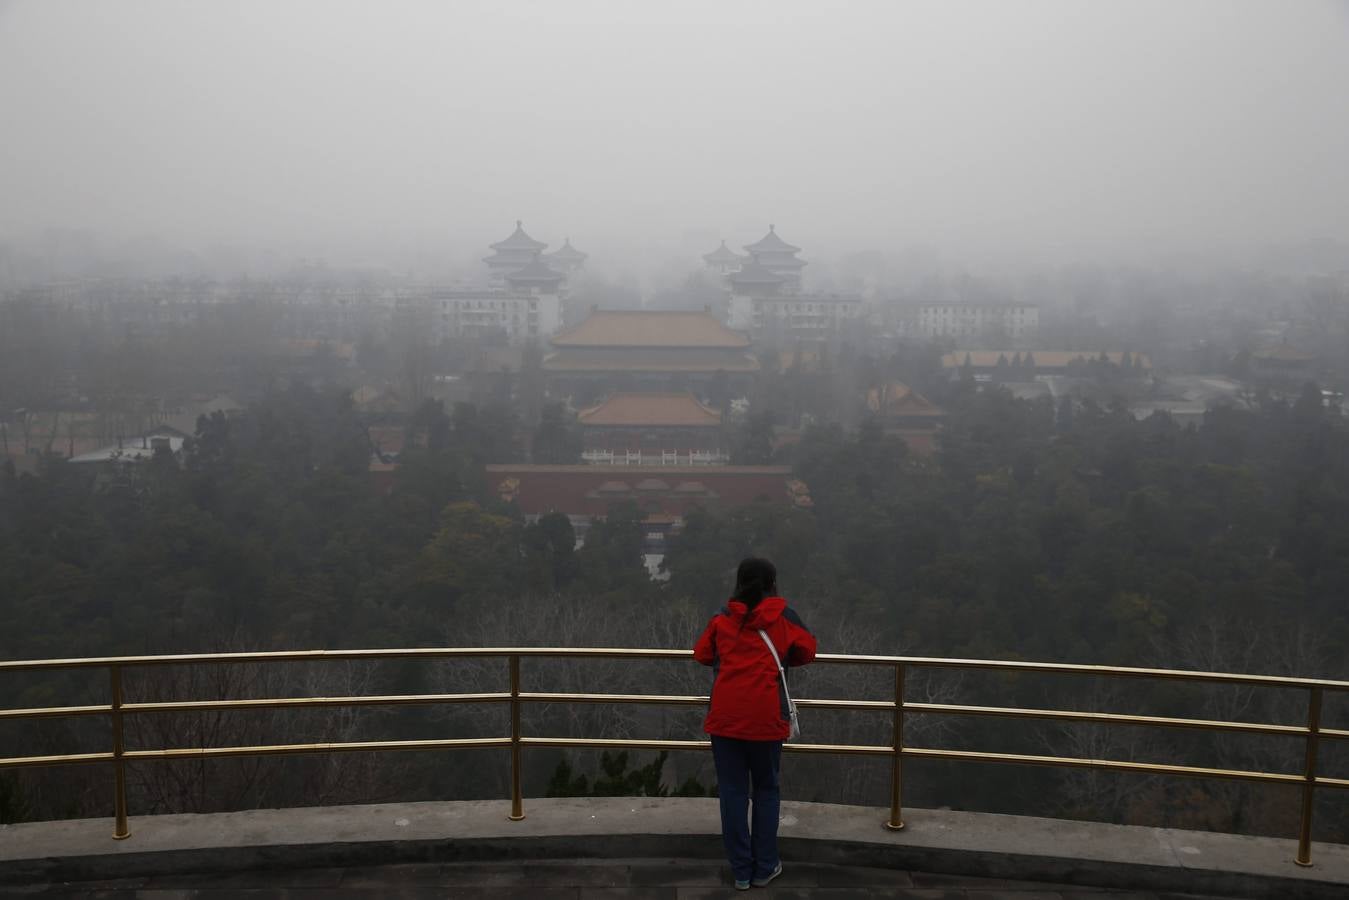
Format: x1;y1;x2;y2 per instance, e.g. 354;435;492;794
0;799;1345;899
0;858;1244;898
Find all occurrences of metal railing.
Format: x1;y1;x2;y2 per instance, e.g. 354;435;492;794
1;648;1346;866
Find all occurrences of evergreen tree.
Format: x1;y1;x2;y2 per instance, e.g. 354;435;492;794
531;403;582;464
545;752;711;798
1293;381;1324;424
732;411;776;465
994;354;1010;383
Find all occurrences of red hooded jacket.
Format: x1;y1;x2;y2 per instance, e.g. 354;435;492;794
693;596;817;741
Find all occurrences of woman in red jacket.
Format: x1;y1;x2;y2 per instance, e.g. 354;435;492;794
693;557;817;890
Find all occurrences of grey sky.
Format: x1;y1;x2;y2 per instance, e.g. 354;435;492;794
2;0;1347;269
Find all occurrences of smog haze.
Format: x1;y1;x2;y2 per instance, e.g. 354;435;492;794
3;0;1349;270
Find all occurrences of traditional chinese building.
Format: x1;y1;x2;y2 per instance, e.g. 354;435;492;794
743;225;807;290
723;226;864;341
727;261;786;297
395;222;575;345
865;382;946;456
487;463;812;557
542;309;759;401
483;221;549;285
504;256;567;296
702;240;746;276
578;392;727;465
545;238;588;275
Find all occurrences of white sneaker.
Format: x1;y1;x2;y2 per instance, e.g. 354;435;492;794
751;862;783;887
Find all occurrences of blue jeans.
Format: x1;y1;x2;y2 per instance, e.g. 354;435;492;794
710;735;782;882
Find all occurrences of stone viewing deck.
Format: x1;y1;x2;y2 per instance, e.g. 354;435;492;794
2;799;1347;898
0;858;1251;898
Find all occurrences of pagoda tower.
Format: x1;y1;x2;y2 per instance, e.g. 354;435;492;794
484;220;548;285
504;253;567;296
743;224;806;292
544;237;588;275
726;261;786;297
702;239;746;276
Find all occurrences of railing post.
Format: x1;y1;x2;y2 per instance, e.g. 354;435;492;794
885;663;905;831
508;654;525;821
110;665;129;840
1295;686;1322;867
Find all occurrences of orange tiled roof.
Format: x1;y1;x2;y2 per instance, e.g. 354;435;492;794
578;393;722;428
542;348;760;373
550;310;750;349
866;383;945;417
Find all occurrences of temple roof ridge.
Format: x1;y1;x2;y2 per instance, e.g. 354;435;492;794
744;224;801;254
549;308;751;348
490;220;548;252
703;240;746;264
578;391;723;427
545;237;588;262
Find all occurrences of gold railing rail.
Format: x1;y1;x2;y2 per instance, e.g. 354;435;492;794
1;648;1345;866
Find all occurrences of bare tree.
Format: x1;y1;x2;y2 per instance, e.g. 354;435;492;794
435;593;639;743
1036;679;1167;823
788;616;963;805
283;660;407;807
125;650;401;815
392;306;438;412
1151;618;1333;833
125;658;288;814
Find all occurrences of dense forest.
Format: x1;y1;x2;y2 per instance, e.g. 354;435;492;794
2;377;1347;842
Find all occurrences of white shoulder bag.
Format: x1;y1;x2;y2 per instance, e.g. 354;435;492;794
757;629;801;740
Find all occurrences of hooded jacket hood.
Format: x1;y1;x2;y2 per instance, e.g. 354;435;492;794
725;595;785;628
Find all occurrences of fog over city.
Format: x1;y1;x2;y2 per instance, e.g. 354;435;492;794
7;1;1349;874
3;0;1349;273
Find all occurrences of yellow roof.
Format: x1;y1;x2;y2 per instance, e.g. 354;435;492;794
542;348;760;373
551;310;750;349
578;393;722;427
865;383;944;417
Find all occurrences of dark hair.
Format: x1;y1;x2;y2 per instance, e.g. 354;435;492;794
733;557;778;609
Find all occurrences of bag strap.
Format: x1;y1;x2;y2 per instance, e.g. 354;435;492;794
757;629;793;704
